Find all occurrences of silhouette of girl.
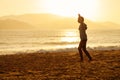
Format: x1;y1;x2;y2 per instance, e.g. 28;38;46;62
78;14;92;61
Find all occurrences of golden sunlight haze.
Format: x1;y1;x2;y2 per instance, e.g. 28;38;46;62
0;0;120;23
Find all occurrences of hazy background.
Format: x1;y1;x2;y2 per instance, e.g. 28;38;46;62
0;14;120;30
0;0;120;55
0;0;120;29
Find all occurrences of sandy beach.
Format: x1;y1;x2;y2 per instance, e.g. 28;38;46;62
0;50;120;80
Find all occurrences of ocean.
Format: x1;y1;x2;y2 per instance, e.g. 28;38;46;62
0;29;120;55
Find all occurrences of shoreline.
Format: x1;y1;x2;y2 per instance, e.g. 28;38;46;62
0;50;120;79
0;45;120;55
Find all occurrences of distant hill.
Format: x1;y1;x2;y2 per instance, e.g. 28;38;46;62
0;14;78;29
0;14;120;30
0;19;33;29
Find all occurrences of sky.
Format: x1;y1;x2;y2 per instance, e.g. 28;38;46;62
0;0;120;24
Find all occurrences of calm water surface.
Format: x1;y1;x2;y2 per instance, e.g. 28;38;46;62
0;29;120;55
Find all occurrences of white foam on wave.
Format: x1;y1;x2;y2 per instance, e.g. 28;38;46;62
41;46;120;53
28;46;120;54
0;46;120;55
91;46;120;51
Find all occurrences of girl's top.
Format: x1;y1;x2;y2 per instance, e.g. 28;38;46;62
79;23;87;40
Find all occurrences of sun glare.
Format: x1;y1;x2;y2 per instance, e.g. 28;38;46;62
42;0;100;20
61;30;78;43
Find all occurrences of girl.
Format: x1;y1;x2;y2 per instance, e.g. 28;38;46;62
78;14;92;61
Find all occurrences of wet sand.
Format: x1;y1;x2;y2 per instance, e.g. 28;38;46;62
0;50;120;80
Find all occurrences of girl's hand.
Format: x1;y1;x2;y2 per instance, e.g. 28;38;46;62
78;14;80;17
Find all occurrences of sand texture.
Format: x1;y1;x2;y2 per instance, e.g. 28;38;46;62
0;50;120;80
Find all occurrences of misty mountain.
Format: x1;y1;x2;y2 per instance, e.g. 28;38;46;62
0;14;78;29
0;19;33;29
0;14;120;30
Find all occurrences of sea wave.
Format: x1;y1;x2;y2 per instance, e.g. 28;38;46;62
0;41;79;45
0;46;120;55
43;42;78;45
17;46;120;54
90;46;120;51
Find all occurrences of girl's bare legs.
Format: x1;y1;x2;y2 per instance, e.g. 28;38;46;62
78;40;92;61
78;41;83;61
82;40;92;61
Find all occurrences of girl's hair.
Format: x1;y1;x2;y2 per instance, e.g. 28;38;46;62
78;16;84;23
80;17;84;22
